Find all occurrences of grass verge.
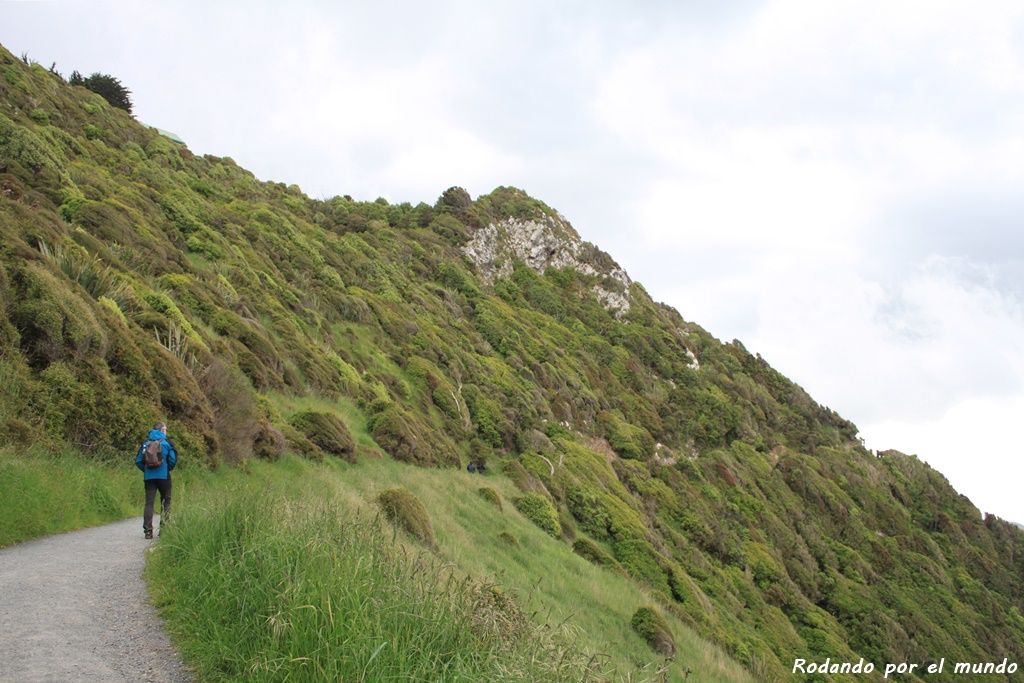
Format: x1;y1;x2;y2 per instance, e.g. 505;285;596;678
0;444;142;547
149;456;753;683
147;473;611;682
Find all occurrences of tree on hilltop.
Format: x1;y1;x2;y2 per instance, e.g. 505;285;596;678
69;70;133;115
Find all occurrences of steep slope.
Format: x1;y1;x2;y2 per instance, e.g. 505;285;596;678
1;45;1023;682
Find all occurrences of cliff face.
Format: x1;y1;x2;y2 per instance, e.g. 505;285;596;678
1;43;1023;682
463;215;633;316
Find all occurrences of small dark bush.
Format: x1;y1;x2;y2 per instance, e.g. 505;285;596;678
367;403;458;467
630;606;675;658
287;410;356;463
377;487;435;547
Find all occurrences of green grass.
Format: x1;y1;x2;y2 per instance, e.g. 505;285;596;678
0;444;142;547
149;464;617;682
149;455;752;683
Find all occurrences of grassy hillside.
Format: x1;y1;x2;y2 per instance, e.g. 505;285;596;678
2;43;1023;682
148;455;751;682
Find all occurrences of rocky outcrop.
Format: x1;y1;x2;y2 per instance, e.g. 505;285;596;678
463;215;633;317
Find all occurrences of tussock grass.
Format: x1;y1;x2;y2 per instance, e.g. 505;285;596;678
152;456;752;683
148;474;614;682
0;444;141;547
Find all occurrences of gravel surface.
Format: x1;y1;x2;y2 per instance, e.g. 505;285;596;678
0;517;194;683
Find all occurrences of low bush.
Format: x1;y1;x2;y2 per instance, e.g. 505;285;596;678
498;530;520;547
572;537;628;577
630;606;675;658
377;487;435;547
513;493;561;538
477;486;503;511
288;410;356;462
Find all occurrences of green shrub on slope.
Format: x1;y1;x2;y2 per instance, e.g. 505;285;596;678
513;493;561;538
377;487;435;547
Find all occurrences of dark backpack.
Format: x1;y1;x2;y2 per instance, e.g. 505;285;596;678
143;439;164;469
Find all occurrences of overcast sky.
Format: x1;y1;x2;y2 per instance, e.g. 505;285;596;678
5;0;1024;523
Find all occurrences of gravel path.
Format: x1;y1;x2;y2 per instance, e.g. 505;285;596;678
0;517;194;683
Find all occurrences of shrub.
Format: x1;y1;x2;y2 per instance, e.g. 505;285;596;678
29;109;50;125
614;539;671;595
377;487;435;547
477;487;503;511
199;358;259;464
513;493;561;538
497;531;520;547
437;186;472;210
630;606;675;657
279;423;324;461
287;410;356;463
367;403;459;467
572;537;628;577
9;262;108;366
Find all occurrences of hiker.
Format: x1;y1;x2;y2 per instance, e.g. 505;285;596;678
135;421;177;539
467;462;477;473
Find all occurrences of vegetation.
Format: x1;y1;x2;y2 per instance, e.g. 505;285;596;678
0;444;141;547
143;455;749;683
69;71;133;114
1;41;1023;683
477;485;503;511
513;492;562;538
151;483;602;682
377;486;435;547
632;606;676;658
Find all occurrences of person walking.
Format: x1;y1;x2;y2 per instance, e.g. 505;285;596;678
135;421;177;539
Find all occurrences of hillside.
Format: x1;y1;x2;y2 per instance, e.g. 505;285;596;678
2;44;1023;682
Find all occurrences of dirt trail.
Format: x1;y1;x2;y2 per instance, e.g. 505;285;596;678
0;517;193;683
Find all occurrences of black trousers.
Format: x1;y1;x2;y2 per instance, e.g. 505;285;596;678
143;477;172;534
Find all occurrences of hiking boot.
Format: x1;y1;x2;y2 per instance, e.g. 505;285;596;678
144;531;153;540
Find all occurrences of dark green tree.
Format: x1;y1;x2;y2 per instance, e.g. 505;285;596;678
71;71;133;115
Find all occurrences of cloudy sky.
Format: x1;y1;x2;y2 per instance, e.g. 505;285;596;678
5;1;1024;523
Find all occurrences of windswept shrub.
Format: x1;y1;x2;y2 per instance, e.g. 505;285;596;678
377;487;435;547
252;418;286;461
598;410;654;461
367;402;459;467
199;358;258;464
287;410;356;463
614;539;671;596
498;530;520;547
10;262;108;366
279;423;324;461
630;606;675;658
572;537;628;577
477;486;503;511
513;493;561;538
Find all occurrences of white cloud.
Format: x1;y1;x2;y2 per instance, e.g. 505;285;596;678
861;394;1024;522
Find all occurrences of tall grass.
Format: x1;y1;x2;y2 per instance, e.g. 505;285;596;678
148;479;613;682
150;457;753;683
324;458;753;683
0;444;142;547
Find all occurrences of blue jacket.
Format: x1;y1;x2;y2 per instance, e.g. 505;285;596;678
135;429;177;480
